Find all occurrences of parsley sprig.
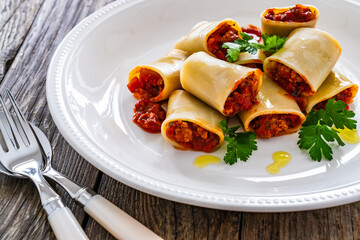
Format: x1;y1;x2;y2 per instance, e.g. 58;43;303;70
297;99;357;161
222;33;287;62
219;120;257;165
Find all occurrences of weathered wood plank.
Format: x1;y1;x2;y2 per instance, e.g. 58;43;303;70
0;0;43;81
240;204;360;240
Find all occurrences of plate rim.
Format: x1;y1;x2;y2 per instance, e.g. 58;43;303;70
46;0;360;212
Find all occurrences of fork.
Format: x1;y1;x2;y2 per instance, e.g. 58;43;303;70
31;123;163;240
0;91;89;240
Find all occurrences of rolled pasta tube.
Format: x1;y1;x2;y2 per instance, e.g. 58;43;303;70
263;28;341;97
306;71;359;113
127;49;188;102
239;74;306;138
180;52;263;116
234;50;267;69
174;19;241;61
161;90;225;152
261;4;319;37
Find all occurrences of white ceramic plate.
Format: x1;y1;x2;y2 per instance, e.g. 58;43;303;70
47;0;360;212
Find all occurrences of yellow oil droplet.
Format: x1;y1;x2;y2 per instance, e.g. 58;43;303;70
193;155;221;168
335;127;360;144
266;151;291;175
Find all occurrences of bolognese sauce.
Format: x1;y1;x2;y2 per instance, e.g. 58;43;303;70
313;88;355;111
250;114;302;138
165;120;220;152
267;60;313;97
207;23;239;61
294;95;307;112
133;99;166;133
223;73;260;116
241;25;262;43
127;67;164;101
264;4;316;22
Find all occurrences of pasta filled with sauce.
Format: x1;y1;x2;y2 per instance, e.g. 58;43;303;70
263;28;341;109
306;71;359;113
261;4;319;37
174;19;241;61
127;49;188;102
239;74;306;138
234;51;266;69
180;51;263;116
161;90;225;152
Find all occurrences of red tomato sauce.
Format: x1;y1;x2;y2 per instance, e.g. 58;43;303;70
127;67;164;101
268;61;313;98
250;114;302;138
294;95;307;112
133;99;166;133
264;4;316;22
207;24;239;61
165;120;220;152
241;25;262;43
223;73;260;116
313;88;354;111
242;63;264;71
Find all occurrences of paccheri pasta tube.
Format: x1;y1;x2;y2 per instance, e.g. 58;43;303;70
306;71;359;113
234;51;267;69
161;90;225;152
174;19;241;61
261;4;319;37
127;49;188;102
180;51;263;116
239;74;306;138
263;28;341;99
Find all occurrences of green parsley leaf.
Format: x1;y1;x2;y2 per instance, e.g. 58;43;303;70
324;99;356;129
258;33;287;53
220;120;257;165
297;99;357;161
222;32;287;62
298;124;344;161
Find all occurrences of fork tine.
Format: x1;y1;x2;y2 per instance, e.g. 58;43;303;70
6;91;33;145
0;112;14;151
0;94;25;148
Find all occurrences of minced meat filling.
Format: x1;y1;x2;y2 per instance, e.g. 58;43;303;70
127;67;164;100
133;99;166;133
313;88;354;110
207;24;239;61
165;120;220;152
223;73;259;116
250;114;302;138
267;60;313;97
264;4;316;22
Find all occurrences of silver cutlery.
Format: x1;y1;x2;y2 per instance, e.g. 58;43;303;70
32;122;163;240
0;91;89;240
0;91;163;240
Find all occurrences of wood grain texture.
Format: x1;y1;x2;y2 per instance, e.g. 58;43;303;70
0;0;43;81
0;0;359;240
0;0;112;239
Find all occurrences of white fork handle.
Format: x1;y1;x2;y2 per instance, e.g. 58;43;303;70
48;207;89;240
84;195;163;240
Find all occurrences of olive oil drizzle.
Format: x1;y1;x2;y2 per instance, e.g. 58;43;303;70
266;151;291;175
193;155;221;168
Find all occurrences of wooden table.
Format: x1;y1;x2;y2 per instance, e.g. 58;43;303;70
0;0;359;239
